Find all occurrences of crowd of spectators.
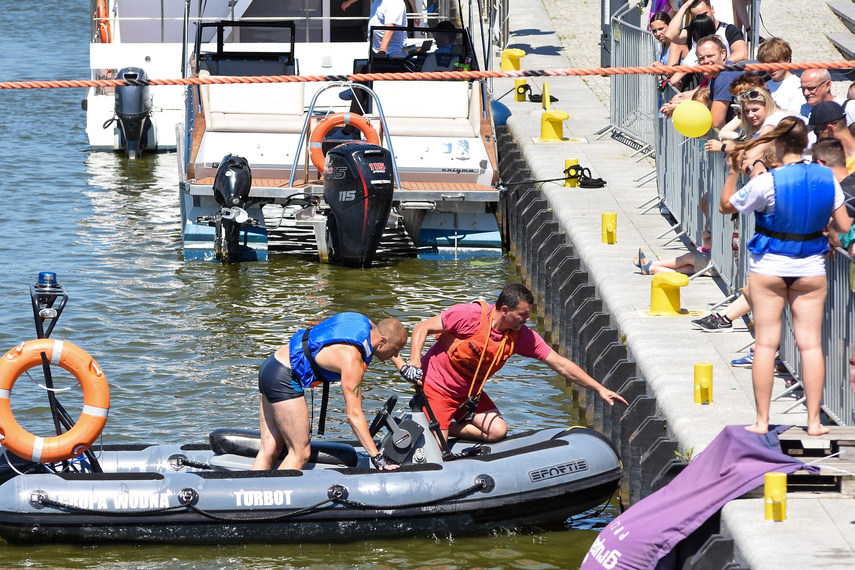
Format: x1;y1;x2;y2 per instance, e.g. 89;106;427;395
639;1;855;430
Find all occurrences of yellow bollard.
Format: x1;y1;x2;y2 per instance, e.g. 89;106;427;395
648;273;689;315
602;213;617;244
542;82;552;110
515;79;528;102
501;48;526;71
541;109;569;142
765;472;787;521
565;159;579;187
694;363;713;404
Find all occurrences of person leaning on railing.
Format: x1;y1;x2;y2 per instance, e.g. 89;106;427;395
650;11;688;96
705;71;768;152
664;35;743;129
663;13;716;93
719;117;852;436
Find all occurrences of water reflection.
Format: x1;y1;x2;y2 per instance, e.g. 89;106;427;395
0;525;610;569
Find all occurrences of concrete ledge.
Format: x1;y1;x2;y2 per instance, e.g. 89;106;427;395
723;498;855;569
829;2;855;34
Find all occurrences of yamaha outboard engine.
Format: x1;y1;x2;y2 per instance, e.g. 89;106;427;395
113;67;152;159
323;143;394;267
209;155;257;263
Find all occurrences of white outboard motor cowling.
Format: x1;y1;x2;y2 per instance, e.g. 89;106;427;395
114;67;152;159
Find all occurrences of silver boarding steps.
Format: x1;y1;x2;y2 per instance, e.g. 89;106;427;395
263;208;417;258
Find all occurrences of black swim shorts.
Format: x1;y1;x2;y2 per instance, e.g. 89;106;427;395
258;354;304;403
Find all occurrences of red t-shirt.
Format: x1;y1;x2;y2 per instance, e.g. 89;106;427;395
421;302;552;400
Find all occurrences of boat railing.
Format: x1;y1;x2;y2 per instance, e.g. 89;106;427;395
288;83;402;190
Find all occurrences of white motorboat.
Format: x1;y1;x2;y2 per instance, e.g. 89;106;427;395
84;0;198;156
175;0;504;264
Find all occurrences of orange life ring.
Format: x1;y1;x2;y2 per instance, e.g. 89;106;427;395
309;112;380;171
0;339;109;463
96;0;111;44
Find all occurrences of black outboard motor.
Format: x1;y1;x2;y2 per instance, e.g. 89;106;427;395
209;154;257;263
323;143;394;267
113;67;152;159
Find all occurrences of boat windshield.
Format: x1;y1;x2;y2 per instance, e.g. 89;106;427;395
194;20;297;75
367;25;475;73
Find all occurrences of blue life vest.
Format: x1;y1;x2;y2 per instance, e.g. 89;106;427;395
288;313;374;388
748;163;835;258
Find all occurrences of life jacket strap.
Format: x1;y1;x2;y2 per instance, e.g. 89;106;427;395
754;224;825;242
302;328;330;435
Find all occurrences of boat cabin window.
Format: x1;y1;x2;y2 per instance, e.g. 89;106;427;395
195;21;297;76
239;0;373;43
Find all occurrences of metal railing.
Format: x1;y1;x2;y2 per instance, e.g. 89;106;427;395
612;7;855;425
606;3;659;150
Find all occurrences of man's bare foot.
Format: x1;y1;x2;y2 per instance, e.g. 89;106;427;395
745;422;769;434
807;423;830;436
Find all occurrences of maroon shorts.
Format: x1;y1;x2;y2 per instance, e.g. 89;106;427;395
421;382;498;430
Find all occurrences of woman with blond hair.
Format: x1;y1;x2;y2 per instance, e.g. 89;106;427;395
705;72;768;153
734;87;788;140
720;117;851;435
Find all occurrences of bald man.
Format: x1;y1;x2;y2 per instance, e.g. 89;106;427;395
251;313;408;471
799;69;855;126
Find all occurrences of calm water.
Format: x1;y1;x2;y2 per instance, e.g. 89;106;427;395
0;2;613;567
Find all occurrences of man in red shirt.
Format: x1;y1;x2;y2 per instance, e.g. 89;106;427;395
406;284;627;443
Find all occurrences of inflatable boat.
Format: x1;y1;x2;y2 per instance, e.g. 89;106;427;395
0;274;621;545
0;393;620;545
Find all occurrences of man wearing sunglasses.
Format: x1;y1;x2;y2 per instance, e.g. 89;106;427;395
799;69;855;127
809;101;855;173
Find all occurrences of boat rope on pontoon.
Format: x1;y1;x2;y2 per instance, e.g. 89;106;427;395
0;60;852;90
30;477;492;522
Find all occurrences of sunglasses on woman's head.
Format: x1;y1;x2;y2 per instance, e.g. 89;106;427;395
737;89;764;102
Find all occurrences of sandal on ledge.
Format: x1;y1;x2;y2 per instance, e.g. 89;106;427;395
632;247;647;269
633;248;652;274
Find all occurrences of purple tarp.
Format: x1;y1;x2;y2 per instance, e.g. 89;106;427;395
580;425;816;570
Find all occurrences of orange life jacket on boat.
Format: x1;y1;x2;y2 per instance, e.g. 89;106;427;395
440;301;519;390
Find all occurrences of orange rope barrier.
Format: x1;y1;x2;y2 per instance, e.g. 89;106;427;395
1;60;853;90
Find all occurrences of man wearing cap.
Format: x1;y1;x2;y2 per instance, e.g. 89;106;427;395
810;101;855;173
799;69;855;126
